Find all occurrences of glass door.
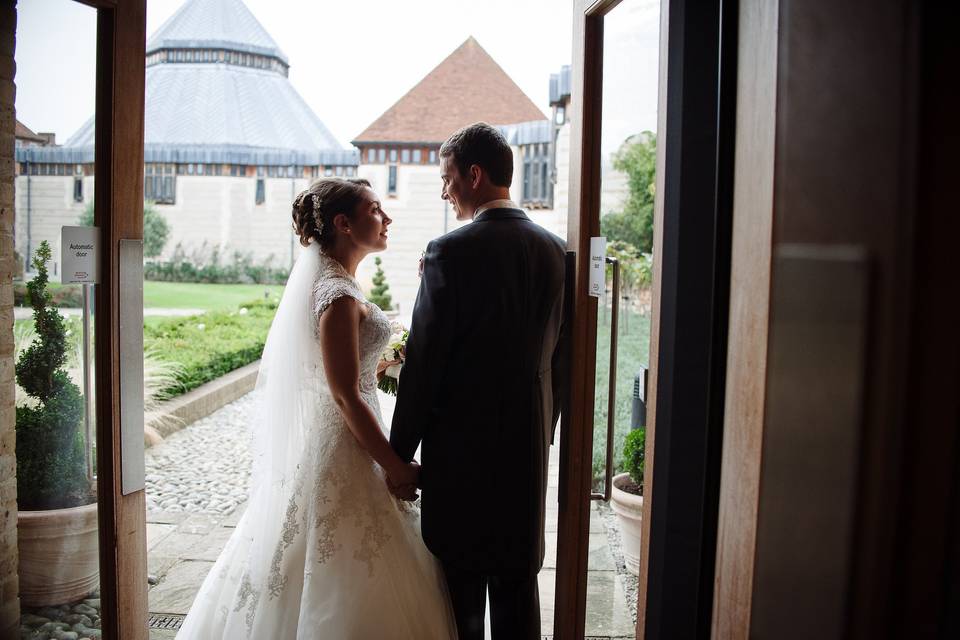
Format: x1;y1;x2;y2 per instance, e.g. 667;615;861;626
12;0;150;637
553;1;661;638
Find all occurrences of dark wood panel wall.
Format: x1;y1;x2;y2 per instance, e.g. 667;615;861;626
713;0;958;637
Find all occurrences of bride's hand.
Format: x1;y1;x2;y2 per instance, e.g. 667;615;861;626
387;461;420;500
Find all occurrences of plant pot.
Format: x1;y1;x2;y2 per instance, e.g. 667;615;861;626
611;472;643;576
17;501;99;606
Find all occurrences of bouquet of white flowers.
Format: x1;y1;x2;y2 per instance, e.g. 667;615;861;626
377;321;408;395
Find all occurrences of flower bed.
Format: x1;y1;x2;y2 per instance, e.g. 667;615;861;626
144;298;278;397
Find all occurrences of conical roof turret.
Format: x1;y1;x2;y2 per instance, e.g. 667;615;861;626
146;0;288;66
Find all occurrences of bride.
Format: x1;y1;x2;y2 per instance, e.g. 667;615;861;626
177;177;458;639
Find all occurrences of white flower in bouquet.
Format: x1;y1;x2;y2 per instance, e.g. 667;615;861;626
377;324;409;396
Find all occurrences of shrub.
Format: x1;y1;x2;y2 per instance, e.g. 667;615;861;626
14;282;84;308
80;199;170;258
622;427;646;494
369;257;393;311
144;242;289;285
143;298;278;396
15;241;92;510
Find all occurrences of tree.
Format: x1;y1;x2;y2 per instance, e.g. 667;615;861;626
369;257;393;311
600;131;657;253
606;240;651;300
80;199;170;258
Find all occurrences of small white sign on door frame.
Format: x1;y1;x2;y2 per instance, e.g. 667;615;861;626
61;226;100;284
589;236;606;298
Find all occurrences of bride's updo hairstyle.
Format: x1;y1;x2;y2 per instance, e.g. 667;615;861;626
291;177;372;250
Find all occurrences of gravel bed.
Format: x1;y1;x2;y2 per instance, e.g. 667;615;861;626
19;593;102;640
144;392;255;515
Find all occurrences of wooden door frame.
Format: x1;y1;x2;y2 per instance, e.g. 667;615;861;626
76;0;149;638
557;0;737;638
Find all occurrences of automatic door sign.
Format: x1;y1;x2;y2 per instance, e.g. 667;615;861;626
61;226;100;284
589;236;607;298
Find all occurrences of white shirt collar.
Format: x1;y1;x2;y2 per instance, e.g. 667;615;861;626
474;199;519;219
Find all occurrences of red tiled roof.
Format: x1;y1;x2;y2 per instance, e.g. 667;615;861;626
353;37;546;145
15;120;44;142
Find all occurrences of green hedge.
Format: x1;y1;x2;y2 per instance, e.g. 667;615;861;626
144;298;278;396
14;282;84;308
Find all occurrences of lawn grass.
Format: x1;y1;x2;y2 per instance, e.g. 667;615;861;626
15;281;284;312
592;304;651;488
143;281;284;310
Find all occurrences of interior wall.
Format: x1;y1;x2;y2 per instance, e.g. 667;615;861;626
0;1;19;636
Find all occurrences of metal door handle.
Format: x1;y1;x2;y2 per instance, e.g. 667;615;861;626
592;257;619;501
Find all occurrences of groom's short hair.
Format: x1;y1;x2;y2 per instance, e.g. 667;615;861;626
440;122;513;188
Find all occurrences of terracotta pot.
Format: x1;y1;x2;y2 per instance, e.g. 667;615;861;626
17;502;99;606
611;472;643;576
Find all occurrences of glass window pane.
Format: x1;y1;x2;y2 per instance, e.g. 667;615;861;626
388;165;397;194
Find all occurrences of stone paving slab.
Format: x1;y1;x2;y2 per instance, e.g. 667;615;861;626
146;523;177;552
148;560;216;615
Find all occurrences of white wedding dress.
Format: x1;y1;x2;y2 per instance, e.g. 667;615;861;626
177;245;457;639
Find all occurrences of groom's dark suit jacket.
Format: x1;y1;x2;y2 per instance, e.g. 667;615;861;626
390;207;568;577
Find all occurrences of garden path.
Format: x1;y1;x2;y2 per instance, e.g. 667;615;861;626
13;307;205;320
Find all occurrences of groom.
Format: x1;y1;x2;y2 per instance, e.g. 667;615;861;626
390;122;567;639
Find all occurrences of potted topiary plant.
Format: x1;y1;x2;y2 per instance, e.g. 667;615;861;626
15;241;99;606
611;426;645;575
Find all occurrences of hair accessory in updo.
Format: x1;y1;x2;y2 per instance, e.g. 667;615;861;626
311;193;324;235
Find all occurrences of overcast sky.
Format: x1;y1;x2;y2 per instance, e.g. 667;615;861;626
15;0;658;152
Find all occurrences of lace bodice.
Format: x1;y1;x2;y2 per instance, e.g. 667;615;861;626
311;253;392;394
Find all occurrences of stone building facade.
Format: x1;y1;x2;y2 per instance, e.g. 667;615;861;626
12;0;593;317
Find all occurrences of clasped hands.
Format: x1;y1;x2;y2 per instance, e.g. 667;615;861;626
387;460;421;501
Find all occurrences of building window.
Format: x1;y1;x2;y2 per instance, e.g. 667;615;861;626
367;148;376;163
429;149;437;164
346;166;355;176
324;167;333;176
335;166;344;176
520;143;550;206
412;149;422;163
388;165;397;195
378;148;386;163
255;178;265;205
389;149;398;163
268;166;277;178
73;177;83;203
401;149;410;164
145;163;176;204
